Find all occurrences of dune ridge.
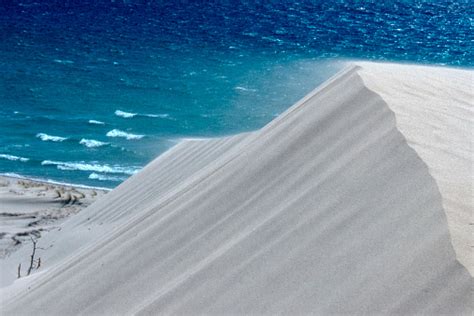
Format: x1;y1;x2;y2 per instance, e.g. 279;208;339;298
357;62;473;275
1;62;472;315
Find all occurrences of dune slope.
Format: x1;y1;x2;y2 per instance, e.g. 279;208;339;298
1;63;472;315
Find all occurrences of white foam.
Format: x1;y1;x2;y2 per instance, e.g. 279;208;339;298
144;113;170;118
115;110;169;119
88;120;105;125
106;129;144;140
0;154;29;162
36;133;67;142
41;160;141;175
114;110;137;118
79;139;109;148
88;173;127;182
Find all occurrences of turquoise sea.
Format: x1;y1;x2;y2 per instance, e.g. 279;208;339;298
1;1;472;188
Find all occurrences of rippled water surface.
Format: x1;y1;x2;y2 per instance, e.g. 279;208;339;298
1;1;472;187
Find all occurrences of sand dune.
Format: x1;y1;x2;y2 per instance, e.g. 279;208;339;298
1;62;472;315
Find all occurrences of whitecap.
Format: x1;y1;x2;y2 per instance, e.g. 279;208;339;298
115;110;170;119
79;139;109;148
41;160;140;175
106;129;144;140
88;120;105;125
88;173;127;182
115;110;137;118
36;133;67;142
0;154;29;162
144;113;170;118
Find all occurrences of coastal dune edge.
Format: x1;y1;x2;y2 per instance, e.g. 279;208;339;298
1;62;472;314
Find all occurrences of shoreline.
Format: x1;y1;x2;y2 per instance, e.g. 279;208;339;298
0;173;113;192
0;175;107;258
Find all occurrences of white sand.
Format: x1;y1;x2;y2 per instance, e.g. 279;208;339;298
1;62;472;315
0;176;106;258
357;62;473;274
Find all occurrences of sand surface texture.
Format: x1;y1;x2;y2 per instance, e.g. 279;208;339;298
0;176;105;259
1;62;472;315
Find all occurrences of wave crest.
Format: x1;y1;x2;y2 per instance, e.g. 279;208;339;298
41;160;141;175
115;110;137;118
36;133;67;142
144;113;169;118
88;173;127;182
115;110;170;119
88;120;105;125
79;139;109;148
106;129;144;140
0;154;29;162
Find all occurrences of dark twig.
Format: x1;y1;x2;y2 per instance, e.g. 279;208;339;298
26;237;38;276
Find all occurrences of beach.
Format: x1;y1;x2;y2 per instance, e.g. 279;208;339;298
0;176;106;260
0;62;472;314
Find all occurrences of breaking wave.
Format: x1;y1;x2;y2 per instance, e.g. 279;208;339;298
0;154;30;162
36;133;67;142
106;129;144;140
115;110;137;118
41;160;141;175
88;120;105;125
88;172;128;182
115;110;170;119
79;139;109;148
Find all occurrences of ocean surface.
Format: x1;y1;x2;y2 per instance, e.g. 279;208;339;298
1;1;472;188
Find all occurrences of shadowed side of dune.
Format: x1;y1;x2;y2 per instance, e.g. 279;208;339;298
2;65;471;315
357;62;474;275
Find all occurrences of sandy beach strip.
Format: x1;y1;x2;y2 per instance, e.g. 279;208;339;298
0;176;106;259
1;62;472;315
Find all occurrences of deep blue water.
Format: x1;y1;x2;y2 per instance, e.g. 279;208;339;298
1;1;472;188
